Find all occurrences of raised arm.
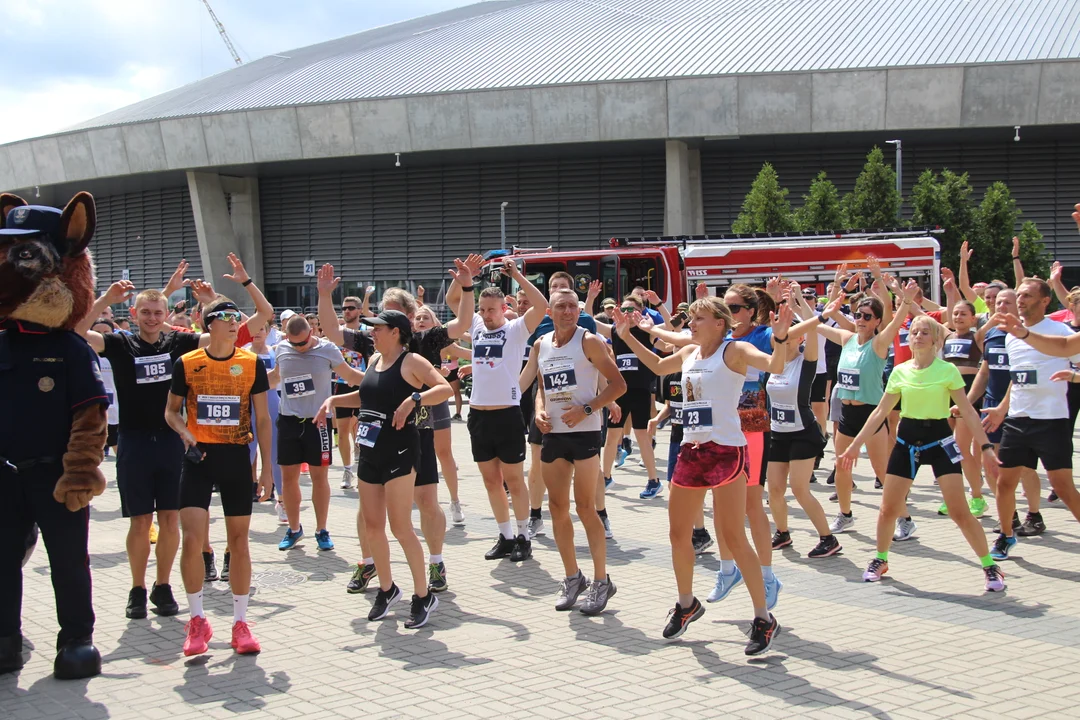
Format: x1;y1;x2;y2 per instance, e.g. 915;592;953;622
78;280;135;352
585;280;602;317
445;253;483;318
361;285;376;318
1012;236;1025;289
317;263;344;346
872;281;917;357
224;252;274;331
1050;261;1071;309
445;258;476;339
506;259;549;333
162;260;190;298
611;309;693;376
958;241;978;304
992;312;1080;358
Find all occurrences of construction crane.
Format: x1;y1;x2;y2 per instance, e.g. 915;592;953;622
199;0;243;66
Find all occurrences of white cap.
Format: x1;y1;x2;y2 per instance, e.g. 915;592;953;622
279;309;297;322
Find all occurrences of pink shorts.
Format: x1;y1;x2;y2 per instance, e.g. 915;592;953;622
671;442;749;489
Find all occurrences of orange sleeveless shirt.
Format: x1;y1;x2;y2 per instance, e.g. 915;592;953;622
180;347;260;445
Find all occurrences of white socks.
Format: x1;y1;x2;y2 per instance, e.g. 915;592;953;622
497;521;514;540
187;591;204;619
233;594;249;623
517;519;529;538
429;554;443;565
362;557;374;566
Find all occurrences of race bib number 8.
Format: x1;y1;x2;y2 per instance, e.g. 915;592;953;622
1010;369;1038;386
284;374;315;398
837;368;861;391
988;351;1009;371
196;395;241;426
135;354;173;384
617;353;639;372
683;400;713;432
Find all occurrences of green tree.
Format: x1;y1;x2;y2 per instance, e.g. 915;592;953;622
793;171;843;231
841;146;902;228
970;182;1049;283
731;163;794;233
910;168;975;270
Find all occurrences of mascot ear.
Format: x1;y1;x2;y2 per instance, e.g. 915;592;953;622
59;192;96;256
0;193;28;224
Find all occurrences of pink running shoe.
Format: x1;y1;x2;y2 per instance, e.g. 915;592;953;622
183;616;213;656
231;621;261;654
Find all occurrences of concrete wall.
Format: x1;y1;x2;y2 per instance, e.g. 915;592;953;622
4;61;1080;192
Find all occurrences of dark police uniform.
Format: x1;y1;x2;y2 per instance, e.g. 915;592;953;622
0;319;109;648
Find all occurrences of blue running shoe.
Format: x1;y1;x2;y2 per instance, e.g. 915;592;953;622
765;574;783;611
279;526;304;551
604;476;613;488
615;446;629;468
990;533;1016;561
707;566;742;603
315;529;334;551
639;479;662;499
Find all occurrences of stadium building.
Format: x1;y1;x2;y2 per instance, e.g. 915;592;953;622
3;0;1079;310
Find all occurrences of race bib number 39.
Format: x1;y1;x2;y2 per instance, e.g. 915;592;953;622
837;368;861;391
135;353;173;384
284;374;315;398
1011;368;1038;386
196;395;241;426
683;400;713;432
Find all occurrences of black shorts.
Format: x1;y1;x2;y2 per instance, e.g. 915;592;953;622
277;415;332;467
949;374;981;412
357;427;419;485
333;383;359;419
838;403;886;439
468;407;527;464
415;428;439;486
998;417;1074;471
615;387;653;430
811;372;828;404
528;417;544;446
886;419;962;481
106;423;119;448
769;425;826;463
541;431;603;464
116;428;184;518
180;444;253;517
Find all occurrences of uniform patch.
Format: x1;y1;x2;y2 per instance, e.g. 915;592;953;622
230;364;243;376
38;376;55;392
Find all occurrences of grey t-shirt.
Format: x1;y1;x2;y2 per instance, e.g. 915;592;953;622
275;337;345;418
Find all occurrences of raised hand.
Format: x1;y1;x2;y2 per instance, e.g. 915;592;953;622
643;289;661;306
501;258;520;277
1012;235;1021;258
1073;203;1080;233
867;255;882;278
941;266;955;284
104;280;136;304
447;258;470;285
222;252;250;285
417;285;425;299
695;282;709;300
822;295;844;319
1051;261;1063;285
164;260;190;296
587;280;602;302
635;310;655;333
901;279;920;304
960;240;973;263
990;311;1026;337
611;306;633;338
769;302;794;337
186;278;217;305
317;263;340;293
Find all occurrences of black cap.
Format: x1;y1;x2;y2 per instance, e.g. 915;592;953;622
361;309;412;338
1;205;63;239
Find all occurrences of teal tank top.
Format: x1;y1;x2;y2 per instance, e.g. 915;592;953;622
836;334;886;405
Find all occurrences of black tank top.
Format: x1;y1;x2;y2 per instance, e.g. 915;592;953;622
612;328;657;389
357;350;417;451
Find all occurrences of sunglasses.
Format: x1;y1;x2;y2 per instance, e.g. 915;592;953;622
342;306;358;312
207;311;242;323
620;306;637;312
287;334;311;347
855;311;878;321
728;303;751;313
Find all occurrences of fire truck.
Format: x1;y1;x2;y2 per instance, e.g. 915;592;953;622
482;230;942;308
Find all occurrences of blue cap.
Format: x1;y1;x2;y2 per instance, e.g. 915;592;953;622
0;205;63;238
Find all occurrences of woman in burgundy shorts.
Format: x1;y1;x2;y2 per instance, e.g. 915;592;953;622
612;297;792;655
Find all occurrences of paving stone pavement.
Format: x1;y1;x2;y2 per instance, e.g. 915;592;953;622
5;419;1080;720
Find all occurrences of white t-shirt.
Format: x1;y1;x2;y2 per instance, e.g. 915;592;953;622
469;314;531;406
1006;318;1080;420
99;355;119;426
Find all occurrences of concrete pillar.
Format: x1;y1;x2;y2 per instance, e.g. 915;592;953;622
187;171;263;312
688;147;705;235
664;140;704;236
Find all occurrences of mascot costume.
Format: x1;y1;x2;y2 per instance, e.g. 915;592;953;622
0;192;109;680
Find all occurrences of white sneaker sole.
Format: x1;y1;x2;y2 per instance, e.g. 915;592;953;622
406;596;439;629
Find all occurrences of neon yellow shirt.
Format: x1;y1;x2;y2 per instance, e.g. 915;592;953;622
885;358;966;419
974;297;989;314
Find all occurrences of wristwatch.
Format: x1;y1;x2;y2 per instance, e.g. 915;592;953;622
981;443;994;452
412;392;422;405
583;404;594;416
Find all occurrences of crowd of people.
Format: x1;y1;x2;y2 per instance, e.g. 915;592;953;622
61;202;1080;659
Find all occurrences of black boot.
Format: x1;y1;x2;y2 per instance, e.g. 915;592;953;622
0;634;25;674
53;636;101;680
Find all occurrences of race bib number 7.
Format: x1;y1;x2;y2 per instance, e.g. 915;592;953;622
135;353;173;384
196;395;241;426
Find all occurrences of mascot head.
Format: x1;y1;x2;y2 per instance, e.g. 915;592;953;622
0;192;96;330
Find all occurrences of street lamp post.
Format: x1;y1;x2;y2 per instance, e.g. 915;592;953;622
500;201;509;250
886;139;902;221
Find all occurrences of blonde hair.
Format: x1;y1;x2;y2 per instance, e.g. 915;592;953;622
908;315;944;349
1067;286;1080;306
688;296;735;335
134;289;167;308
382;287;418;315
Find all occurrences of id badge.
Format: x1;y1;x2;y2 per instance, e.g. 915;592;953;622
284;374;315;398
617;353;639;372
1010;368;1038;386
670;401;683;425
135;353;173;384
837;367;861;391
683;400;713;432
770;403;798;428
196;395;241;426
988;351;1009;371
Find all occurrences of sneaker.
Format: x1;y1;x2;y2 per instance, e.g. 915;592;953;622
863;558;889;582
745;614;781;656
341;467;354;490
640;479;662;499
969;496;989;518
580;577;617;616
484;534;515;560
808;535;841;558
347;563;377;593
1016;512;1046;537
404;593;439;629
937;502;949;516
149;582;179;616
829;513;854;534
452;413;463;421
601;515;613;539
275;501;288;524
615;445;629;468
826;469;835;485
771;530;792;550
315;529;335;551
706;566;743;603
692;529;714;555
893;517;917;542
368;583;402;621
182;616;213;656
509;534;532;562
809;472;817;484
526;516;545;539
874;478;883;490
604;476;613;488
1049;490;1059;503
990;534;1016;561
428;562;448;593
662;598;705;639
301;463;309;476
203;551;218;582
829;492;838;502
991;511;1021;534
126;586;148;620
279;526;304;550
231;621;261;654
449;501;465;525
764;575;783;611
220;552;231;582
983;564;1007;592
555;570;588;611
149;523;158;545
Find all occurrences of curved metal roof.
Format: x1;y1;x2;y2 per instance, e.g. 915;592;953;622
71;0;1080;131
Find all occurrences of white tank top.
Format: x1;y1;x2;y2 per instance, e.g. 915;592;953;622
538;327;601;433
681;341;747;447
766;354;806;433
469;314;531;407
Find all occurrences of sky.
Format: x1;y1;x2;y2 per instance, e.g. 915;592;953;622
0;0;479;145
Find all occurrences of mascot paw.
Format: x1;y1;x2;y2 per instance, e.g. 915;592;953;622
54;637;101;680
53;469;106;510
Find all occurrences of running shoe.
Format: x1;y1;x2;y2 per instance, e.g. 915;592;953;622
829;513;854;534
640;479;662;499
279;526;303;550
662;598;705;639
692;528;714;555
969;497;989;518
449;501;466;525
863;558;889;582
315;529;335;551
183;616;213;656
452;413;463;421
990;534;1016;561
874;478;883;490
149;523;158;545
764;575;783;611
771;530;792;550
301;463;310;476
275;501;288;524
404;593;439;629
347;563;377;593
428;562;448;593
126;586;148;620
149;582;179;616
580;577;617;616
983;564;1006;592
526;516;545;539
893;517;917;542
829;492;838;502
509;534;532;562
341;468;354;490
604;476;613;488
601;515;613;539
1049;490;1059;503
808;535;841;558
484;534;515;560
555;571;588;611
706;566;743;603
991;511;1021;534
745;614;780;656
368;583;402;621
1016;512;1046;537
231;621;261;654
203;551;218;582
615;446;629;468
826;468;835;485
220;552;231;582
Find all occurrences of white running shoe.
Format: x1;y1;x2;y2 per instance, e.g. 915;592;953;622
829;512;855;534
449;501;465;525
893;517;918;542
602;515;613;539
275;501;288;524
527;517;545;539
341;467;354;490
